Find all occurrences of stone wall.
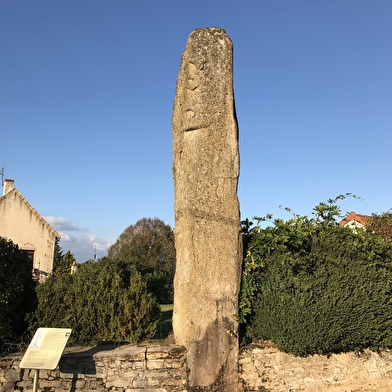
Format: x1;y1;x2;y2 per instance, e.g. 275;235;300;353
0;345;187;392
1;343;392;391
239;343;392;392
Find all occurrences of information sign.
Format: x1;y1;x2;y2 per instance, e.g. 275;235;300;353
19;328;72;370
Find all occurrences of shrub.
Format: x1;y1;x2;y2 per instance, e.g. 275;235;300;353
0;237;37;352
31;259;160;344
240;196;392;356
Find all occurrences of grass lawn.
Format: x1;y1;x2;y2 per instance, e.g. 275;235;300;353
157;304;173;339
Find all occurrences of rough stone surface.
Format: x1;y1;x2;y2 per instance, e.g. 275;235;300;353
1;345;392;391
239;343;392;391
172;27;242;391
0;344;187;392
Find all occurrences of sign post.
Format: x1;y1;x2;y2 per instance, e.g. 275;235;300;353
32;369;39;392
19;328;72;392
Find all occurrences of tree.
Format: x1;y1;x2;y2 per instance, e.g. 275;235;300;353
108;218;176;302
54;249;75;278
0;237;37;351
52;239;63;273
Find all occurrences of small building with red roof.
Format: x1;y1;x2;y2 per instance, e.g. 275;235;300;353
339;211;371;230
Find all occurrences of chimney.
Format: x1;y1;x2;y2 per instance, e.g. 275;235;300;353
3;179;15;196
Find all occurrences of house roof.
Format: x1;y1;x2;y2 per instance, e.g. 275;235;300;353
0;185;60;240
339;211;371;227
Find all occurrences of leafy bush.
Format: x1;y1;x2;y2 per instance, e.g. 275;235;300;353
30;258;160;344
240;196;392;356
0;237;37;352
367;210;392;240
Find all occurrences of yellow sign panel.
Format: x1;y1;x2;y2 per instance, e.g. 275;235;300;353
19;328;72;370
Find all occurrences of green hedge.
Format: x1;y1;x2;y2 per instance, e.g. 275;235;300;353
31;259;160;344
241;203;392;356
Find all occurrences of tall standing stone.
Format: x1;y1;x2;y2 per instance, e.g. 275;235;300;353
172;27;242;391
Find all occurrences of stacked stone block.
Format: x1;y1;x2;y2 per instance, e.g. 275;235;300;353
0;345;187;392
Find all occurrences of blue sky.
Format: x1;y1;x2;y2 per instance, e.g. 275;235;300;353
1;1;391;261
